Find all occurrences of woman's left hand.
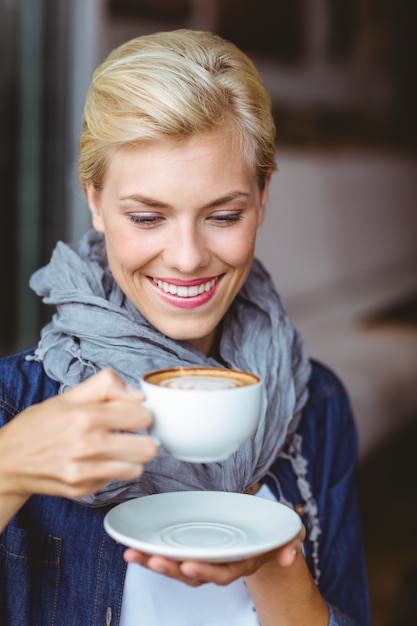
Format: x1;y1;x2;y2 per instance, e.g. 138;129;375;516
123;526;305;587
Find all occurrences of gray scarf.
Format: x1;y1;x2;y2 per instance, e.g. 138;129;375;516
28;230;311;506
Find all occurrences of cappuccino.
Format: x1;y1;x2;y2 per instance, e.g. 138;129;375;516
140;366;263;462
143;367;258;390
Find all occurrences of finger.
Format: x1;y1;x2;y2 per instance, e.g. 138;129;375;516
124;550;204;587
90;399;154;432
56;397;154;439
59;424;158;469
63;369;144;403
96;431;159;464
275;528;306;567
43;457;148;498
18;458;145;500
180;558;258;585
123;548;151;565
147;555;204;587
275;540;301;567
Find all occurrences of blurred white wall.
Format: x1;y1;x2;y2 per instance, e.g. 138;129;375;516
257;149;417;301
256;148;417;459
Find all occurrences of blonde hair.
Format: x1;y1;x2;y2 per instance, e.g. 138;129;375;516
79;29;277;194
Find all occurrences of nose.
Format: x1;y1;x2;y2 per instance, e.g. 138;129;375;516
164;222;210;274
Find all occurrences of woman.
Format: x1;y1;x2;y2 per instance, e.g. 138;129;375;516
0;30;370;625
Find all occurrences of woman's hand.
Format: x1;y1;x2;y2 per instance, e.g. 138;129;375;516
124;525;328;625
123;526;305;587
0;369;157;515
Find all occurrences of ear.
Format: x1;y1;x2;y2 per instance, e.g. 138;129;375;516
257;172;272;227
86;182;105;233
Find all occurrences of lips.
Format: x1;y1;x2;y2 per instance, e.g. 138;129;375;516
149;275;222;308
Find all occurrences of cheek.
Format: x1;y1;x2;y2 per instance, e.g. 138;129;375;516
220;230;257;269
103;218;156;264
104;232;147;275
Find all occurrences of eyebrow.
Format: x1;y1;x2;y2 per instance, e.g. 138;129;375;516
118;191;252;209
205;191;251;208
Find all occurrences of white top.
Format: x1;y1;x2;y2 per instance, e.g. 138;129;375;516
120;484;276;626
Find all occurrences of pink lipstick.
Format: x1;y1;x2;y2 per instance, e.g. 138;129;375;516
149;275;222;309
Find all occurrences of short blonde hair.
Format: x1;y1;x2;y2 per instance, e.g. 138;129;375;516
79;29;277;194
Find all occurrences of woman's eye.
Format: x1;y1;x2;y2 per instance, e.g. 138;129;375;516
210;212;243;225
129;213;164;226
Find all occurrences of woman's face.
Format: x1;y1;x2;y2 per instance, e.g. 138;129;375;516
86;133;270;355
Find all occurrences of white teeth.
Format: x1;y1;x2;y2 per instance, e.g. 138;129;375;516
153;277;217;298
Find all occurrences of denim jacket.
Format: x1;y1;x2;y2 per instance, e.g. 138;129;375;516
0;349;371;625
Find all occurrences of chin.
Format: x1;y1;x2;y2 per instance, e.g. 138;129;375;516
161;323;216;353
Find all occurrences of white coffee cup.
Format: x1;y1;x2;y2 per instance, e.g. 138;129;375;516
140;366;263;463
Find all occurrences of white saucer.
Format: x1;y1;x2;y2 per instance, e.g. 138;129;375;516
104;491;301;562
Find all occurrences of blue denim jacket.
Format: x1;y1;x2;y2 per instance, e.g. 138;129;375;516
0;349;371;625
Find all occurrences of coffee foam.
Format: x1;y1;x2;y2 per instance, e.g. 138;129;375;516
159;375;243;390
144;367;259;389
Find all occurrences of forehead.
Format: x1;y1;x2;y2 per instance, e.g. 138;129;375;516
103;133;258;191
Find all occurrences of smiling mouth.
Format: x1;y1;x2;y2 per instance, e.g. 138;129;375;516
151;277;219;298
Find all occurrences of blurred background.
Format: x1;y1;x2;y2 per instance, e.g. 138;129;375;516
1;1;416;623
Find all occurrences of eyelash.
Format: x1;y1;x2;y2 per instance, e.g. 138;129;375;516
129;214;164;226
211;212;243;224
128;212;243;226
